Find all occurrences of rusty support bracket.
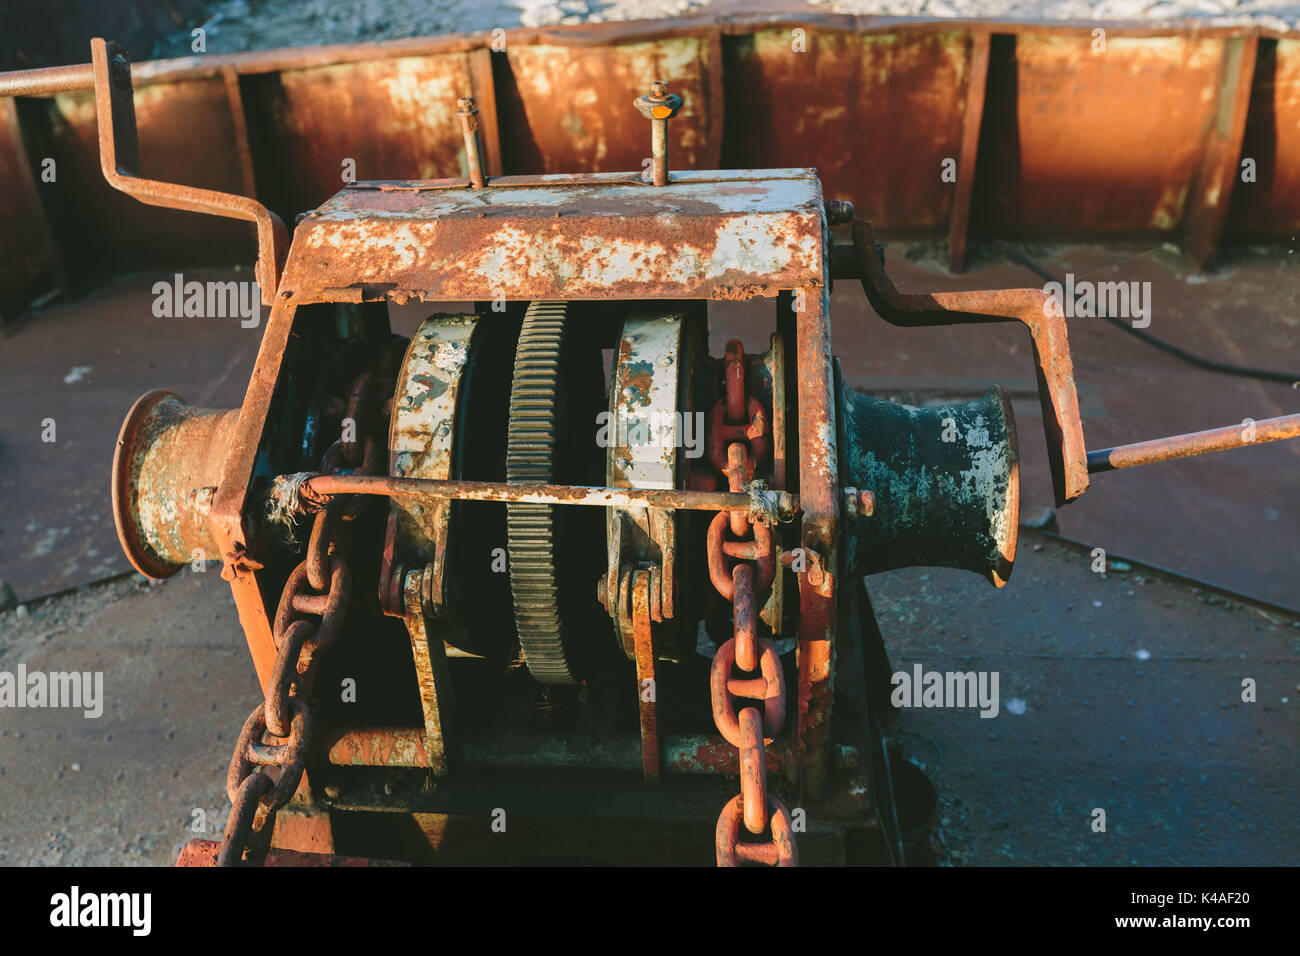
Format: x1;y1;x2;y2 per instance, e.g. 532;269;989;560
90;38;287;304
947;30;991;274
852;218;1089;507
1183;35;1260;272
401;565;451;778
631;569;661;784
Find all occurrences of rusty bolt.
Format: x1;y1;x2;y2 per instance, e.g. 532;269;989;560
841;487;875;517
220;543;264;582
825;199;856;226
456;95;486;188
633;80;684;187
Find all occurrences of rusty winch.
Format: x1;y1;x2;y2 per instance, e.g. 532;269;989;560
91;36;1300;866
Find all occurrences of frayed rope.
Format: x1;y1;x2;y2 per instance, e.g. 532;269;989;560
745;480;795;526
266;472;319;531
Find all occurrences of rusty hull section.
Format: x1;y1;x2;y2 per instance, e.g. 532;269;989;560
502;35;723;173
723;26;973;236
246;48;502;218
6;16;1300;312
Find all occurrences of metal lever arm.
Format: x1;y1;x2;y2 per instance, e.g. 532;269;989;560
90;38;287;304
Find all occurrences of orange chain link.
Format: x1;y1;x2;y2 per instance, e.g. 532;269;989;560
217;366;382;866
707;340;797;867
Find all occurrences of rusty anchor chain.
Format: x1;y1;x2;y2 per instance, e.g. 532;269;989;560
707;340;797;867
217;365;386;866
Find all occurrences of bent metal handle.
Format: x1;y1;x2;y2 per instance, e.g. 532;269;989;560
850;219;1300;505
90;38;287;304
852;218;1089;508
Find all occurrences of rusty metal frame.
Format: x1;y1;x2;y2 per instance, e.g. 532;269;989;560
209;295;301;691
946;29;990;273
631;571;661;783
201;166;837;801
794;273;838;803
1183;34;1260;270
281;168;824;304
324;726;807;776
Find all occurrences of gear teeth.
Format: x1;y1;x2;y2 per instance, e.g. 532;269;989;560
506;301;577;684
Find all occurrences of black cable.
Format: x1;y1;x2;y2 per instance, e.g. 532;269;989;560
996;243;1300;387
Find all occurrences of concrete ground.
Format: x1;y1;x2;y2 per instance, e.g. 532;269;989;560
0;239;1296;865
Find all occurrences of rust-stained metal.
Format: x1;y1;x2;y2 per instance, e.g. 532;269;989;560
387;315;477;606
91;39;287;304
794;274;837;804
76;24;1299;868
457;96;486;188
0;63;97;97
837;383;1021;587
702;340;798;865
110;390;238;578
738;708;767;835
247;49;500;215
602;309;694;645
322;725;823;775
503;33;722;176
283;168;824;304
947;29;990;273
292;473;798;516
220;64;259;201
1087;413;1300;473
710;631;786;750
716;795;797;867
178;839;402;867
1229;37;1300;242
400;566;451;777
209;296;299;694
633;79;683;187
219;360;388;866
707;512;775;599
0;95;64;316
977;32;1226;239
724;25;971;237
1183;35;1260;270
631;570;661;784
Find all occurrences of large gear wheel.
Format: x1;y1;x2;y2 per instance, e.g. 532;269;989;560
506;301;580;684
